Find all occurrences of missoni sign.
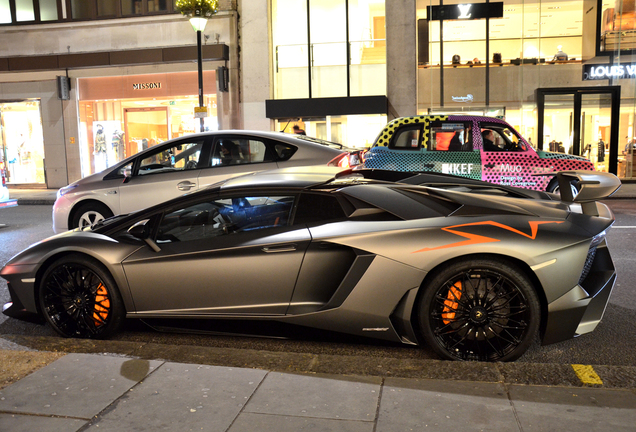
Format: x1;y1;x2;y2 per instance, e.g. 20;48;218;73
132;82;162;90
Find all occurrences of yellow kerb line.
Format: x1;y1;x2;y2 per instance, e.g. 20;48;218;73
572;364;603;385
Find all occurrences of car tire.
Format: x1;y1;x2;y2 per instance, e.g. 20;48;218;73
39;254;125;339
71;202;113;229
546;178;578;199
416;258;540;362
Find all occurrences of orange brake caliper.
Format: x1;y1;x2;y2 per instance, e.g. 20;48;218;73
93;284;111;326
441;281;462;325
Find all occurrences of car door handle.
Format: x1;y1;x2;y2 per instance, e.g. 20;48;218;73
422;164;434;169
177;181;197;191
262;244;297;253
484;163;495;169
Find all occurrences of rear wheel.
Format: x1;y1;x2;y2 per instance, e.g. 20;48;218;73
546;178;578;199
71;202;113;229
39;255;125;339
417;258;540;362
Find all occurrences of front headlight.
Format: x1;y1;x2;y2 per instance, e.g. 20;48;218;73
57;184;78;198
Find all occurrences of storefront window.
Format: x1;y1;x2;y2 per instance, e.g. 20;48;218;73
0;0;10;24
0;101;46;185
276;114;386;149
71;0;92;19
39;0;59;20
272;0;386;99
600;1;636;52
97;0;117;16
15;0;35;21
78;71;218;178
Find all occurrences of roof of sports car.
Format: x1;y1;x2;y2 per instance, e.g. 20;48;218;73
219;166;360;191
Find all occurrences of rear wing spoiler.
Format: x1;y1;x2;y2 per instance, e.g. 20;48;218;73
536;171;621;215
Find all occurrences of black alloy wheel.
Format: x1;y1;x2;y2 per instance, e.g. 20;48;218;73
418;259;540;362
39;255;125;339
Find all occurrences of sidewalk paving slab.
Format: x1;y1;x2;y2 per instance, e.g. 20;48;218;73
378;378;519;431
86;361;267;432
0;414;85;432
508;384;636;432
0;354;162;419
243;372;382;421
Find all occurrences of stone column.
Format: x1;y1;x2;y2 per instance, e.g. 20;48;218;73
386;0;417;119
238;0;274;131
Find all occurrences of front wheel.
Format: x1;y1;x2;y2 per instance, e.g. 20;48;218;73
71;202;113;230
39;255;125;339
417;258;540;362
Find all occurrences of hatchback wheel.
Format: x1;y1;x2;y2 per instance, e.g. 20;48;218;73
71;202;113;229
39;255;125;339
417;258;540;362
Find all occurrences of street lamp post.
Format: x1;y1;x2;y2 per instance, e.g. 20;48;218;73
190;16;208;133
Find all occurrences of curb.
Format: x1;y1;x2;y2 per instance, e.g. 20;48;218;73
3;334;636;390
16;199;56;206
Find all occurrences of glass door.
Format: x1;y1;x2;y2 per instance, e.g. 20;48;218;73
580;93;613;173
537;87;620;175
542;94;575;155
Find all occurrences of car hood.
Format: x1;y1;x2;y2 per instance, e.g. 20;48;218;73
2;229;121;268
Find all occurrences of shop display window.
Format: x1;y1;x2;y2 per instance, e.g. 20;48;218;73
272;0;386;99
601;1;636;52
78;72;219;179
0;101;46;185
420;1;582;65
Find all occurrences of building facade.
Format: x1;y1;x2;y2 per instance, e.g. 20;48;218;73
1;0;635;188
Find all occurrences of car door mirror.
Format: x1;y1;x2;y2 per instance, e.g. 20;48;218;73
127;220;150;239
123;165;133;183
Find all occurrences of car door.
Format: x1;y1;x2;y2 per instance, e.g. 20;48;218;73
196;135;280;188
426;120;481;180
121;192;310;316
118;137;210;214
477;122;547;189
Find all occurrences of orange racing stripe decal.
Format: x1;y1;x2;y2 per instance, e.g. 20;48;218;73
412;220;564;253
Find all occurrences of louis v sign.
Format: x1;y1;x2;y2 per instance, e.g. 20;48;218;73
583;63;636;81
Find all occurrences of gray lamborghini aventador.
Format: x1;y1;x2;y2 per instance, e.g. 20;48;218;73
1;167;620;362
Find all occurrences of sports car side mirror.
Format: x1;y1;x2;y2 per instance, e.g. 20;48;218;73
128;221;162;252
128;224;149;240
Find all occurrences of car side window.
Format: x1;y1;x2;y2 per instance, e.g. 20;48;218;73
293;193;346;225
429;122;472;151
211;138;276;167
389;126;422;150
480;124;527;152
138;140;204;175
156;195;296;243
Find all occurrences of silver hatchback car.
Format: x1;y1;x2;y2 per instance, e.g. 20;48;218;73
53;130;360;233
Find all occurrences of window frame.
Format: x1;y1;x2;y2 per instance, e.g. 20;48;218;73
478;122;528;153
0;0;177;25
154;191;299;243
388;125;424;151
428;121;473;152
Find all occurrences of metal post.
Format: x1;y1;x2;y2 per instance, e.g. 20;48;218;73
197;29;205;133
